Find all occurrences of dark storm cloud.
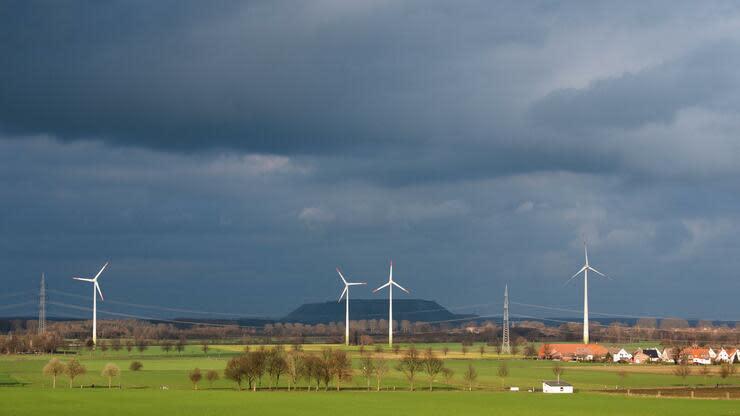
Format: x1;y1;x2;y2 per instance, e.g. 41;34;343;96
0;0;549;155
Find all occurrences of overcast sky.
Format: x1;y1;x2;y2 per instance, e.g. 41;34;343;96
1;1;739;321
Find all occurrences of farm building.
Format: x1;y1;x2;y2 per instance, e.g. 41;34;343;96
642;348;662;362
542;381;573;394
714;348;739;363
608;348;632;363
660;348;677;363
539;344;609;361
632;350;650;364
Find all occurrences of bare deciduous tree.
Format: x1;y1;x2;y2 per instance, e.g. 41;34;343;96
66;359;86;388
43;358;66;388
101;363;120;388
175;337;186;354
266;347;287;389
719;363;736;380
442;367;454;387
422;349;444;391
523;343;537;358
285;350;303;391
135;338;148;354
497;361;509;388
395;347;423;391
224;355;247;390
463;364;477;391
673;363;691;384
129;361;143;371
359;353;375;391
110;338;122;352
189;368;202;390
373;356;389;391
206;369;220;388
552;363;564;383
699;365;711;384
328;349;353;391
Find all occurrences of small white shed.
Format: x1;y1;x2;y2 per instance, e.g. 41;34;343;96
542;381;573;394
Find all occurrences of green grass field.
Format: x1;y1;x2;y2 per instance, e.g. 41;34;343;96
1;343;738;415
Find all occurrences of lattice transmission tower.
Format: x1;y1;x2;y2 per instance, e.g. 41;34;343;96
501;284;511;354
38;273;46;335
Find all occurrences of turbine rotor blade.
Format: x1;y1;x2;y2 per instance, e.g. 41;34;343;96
392;281;409;293
73;277;95;282
94;262;109;281
336;267;348;285
347;282;366;286
588;266;610;279
373;281;391;293
564;266;586;286
95;282;104;301
338;286;348;302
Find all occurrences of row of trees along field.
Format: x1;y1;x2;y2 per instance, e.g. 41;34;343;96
38;346;512;392
2;317;739;354
223;346;481;392
42;358;120;388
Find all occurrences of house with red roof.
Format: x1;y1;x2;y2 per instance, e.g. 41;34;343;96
539;343;609;361
683;347;714;365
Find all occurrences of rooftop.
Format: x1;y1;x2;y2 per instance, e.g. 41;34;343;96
543;381;573;387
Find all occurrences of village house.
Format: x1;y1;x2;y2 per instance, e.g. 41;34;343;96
608;348;632;363
642;348;662;363
632;350;650;364
714;348;739;364
660;348;677;363
684;347;714;365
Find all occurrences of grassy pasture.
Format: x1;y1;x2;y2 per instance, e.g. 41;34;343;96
1;342;738;415
2;389;739;416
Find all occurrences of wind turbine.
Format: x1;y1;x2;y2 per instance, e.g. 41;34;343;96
336;267;366;346
373;261;409;346
73;262;108;346
565;241;609;344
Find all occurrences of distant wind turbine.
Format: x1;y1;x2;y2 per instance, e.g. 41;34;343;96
336;267;366;346
73;262;108;346
565;241;609;344
373;261;409;346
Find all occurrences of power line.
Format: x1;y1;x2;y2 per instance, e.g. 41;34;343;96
47;289;258;318
47;301;262;329
0;290;35;300
0;301;36;311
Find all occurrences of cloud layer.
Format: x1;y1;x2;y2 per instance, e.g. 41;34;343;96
1;1;739;319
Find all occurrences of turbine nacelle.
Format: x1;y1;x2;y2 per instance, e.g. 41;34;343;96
336;267;366;302
73;262;108;300
564;242;610;286
373;261;410;294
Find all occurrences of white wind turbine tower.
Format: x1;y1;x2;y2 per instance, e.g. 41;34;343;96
565;241;609;344
373;261;409;346
336;267;366;346
73;262;108;346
